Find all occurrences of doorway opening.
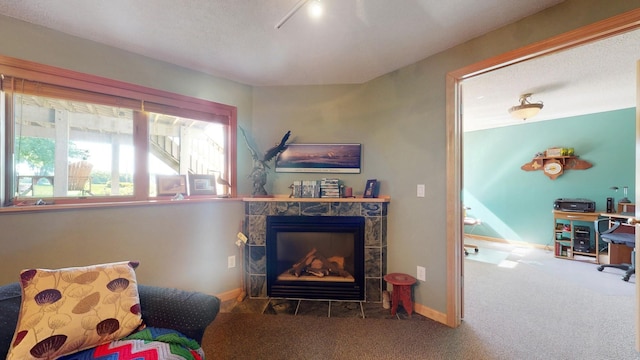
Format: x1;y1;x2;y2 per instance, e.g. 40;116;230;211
446;10;640;330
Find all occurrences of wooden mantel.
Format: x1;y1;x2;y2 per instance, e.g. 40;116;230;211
242;195;390;203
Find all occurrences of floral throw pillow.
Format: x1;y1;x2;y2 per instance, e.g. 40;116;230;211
7;261;143;360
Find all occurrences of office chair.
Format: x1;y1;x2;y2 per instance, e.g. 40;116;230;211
463;207;481;256
595;219;635;282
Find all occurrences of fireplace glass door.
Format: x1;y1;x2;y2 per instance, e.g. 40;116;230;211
266;216;365;300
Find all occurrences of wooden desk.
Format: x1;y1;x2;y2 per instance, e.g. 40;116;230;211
553;211;600;263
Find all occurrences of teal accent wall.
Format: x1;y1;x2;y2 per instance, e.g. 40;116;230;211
463;108;635;246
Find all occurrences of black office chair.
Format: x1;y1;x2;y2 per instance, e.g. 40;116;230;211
595;219;635;282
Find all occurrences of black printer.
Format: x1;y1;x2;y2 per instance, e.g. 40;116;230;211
553;198;596;213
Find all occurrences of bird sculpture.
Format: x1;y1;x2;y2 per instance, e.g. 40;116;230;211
216;176;232;197
263;131;291;163
217;177;231;187
239;127;292;196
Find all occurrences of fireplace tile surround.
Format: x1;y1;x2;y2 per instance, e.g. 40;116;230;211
243;196;389;302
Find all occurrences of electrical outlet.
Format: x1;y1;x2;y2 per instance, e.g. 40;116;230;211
417;266;426;281
417;184;425;198
228;255;236;268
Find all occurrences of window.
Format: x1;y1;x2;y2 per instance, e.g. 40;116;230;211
147;113;228;197
14;94;135;198
1;56;237;207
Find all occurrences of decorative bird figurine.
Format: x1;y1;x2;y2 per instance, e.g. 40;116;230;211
239;127;291;167
263;131;291;163
207;172;232;197
217;177;231;187
239;127;292;195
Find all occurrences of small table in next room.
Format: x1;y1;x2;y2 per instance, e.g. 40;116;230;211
384;273;417;317
553;210;600;263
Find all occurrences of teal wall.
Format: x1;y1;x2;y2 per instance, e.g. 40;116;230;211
463;108;635;246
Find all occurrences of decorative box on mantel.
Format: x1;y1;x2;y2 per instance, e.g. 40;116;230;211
242;196;390;302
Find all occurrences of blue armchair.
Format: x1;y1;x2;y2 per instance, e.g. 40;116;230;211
0;282;220;359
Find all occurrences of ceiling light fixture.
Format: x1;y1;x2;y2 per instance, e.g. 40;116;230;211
307;0;323;18
275;0;322;29
508;93;544;120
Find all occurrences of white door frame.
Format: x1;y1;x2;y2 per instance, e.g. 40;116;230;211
445;9;640;338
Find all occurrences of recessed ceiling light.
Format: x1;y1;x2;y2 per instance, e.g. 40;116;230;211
308;0;323;18
275;0;323;30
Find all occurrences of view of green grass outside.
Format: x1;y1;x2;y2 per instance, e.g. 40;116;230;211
18;181;134;197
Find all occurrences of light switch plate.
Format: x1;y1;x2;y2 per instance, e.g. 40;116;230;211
417;184;425;197
417;266;426;281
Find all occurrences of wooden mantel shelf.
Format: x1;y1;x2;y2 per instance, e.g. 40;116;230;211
242;195;390;203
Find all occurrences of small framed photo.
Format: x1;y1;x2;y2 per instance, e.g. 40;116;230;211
156;175;187;196
188;174;217;195
363;179;379;198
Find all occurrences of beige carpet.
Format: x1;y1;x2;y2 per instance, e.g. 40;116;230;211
201;311;492;360
201;241;638;359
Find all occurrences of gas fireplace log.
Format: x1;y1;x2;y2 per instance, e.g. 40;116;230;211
313;252;350;277
290;248;319;277
310;258;324;269
327;256;345;269
307;268;327;277
288;249;350;278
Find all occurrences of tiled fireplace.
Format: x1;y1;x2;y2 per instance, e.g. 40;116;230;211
267;215;365;300
243;197;388;302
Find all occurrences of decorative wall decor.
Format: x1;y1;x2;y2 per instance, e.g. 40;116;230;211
156;175;187;195
188;174;217;195
521;147;592;180
363;179;379;198
275;144;362;173
239;127;292;196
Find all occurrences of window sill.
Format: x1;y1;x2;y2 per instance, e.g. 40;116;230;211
0;196;241;214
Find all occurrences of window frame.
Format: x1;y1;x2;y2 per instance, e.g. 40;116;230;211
1;55;237;207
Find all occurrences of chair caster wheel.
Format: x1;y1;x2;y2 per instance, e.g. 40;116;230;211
623;276;631;282
597;266;604;272
474;248;479;253
464;250;469;256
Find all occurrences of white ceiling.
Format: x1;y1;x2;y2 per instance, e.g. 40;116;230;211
462;28;640;132
0;0;637;131
0;0;564;86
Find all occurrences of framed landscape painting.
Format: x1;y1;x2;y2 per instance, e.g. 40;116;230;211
156;175;187;196
275;144;362;173
188;174;217;195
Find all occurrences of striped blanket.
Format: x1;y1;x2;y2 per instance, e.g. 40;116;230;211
59;327;205;360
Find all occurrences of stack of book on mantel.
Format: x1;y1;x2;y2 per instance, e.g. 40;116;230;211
292;180;321;198
291;179;342;198
320;178;341;198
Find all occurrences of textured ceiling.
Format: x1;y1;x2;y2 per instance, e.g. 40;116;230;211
1;0;636;132
0;0;563;86
462;29;640;131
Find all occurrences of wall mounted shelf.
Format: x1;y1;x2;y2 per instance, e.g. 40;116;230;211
521;156;592;180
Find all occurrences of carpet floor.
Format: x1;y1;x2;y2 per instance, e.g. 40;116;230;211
201;240;638;359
